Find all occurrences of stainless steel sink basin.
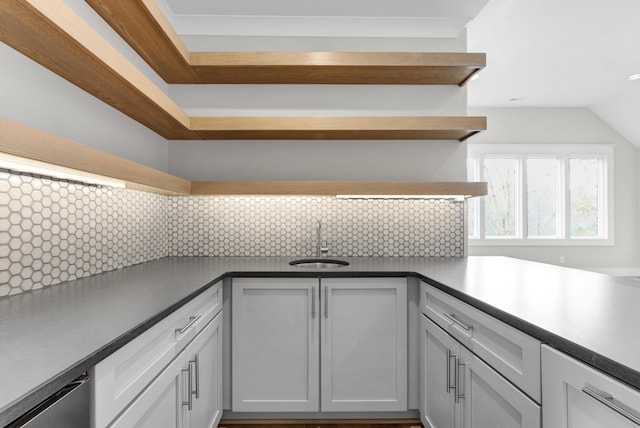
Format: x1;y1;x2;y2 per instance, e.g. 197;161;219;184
289;259;350;268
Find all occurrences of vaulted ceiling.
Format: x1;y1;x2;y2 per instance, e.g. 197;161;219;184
467;0;640;146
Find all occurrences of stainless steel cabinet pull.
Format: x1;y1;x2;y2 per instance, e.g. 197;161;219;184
583;383;640;426
447;350;457;394
453;355;460;402
456;361;466;403
312;287;316;318
443;312;473;332
324;286;329;318
175;314;202;336
182;365;193;411
193;355;200;399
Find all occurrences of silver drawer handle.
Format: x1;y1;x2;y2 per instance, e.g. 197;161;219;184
325;286;329;319
456;360;466;403
175;314;202;336
446;349;456;394
443;312;473;332
182;365;193;411
583;383;640;426
191;355;200;399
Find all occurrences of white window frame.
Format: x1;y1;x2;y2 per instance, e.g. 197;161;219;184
468;144;614;246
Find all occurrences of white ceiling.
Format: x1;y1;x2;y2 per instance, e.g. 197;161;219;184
466;0;640;145
156;0;640;145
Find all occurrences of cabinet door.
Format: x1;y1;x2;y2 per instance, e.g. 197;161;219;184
108;351;187;428
542;345;640;428
461;347;540;428
321;278;407;412
232;278;319;412
188;312;223;428
420;314;460;428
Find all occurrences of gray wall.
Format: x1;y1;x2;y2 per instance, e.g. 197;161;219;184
468;107;639;269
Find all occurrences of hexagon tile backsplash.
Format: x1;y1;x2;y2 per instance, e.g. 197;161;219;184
0;170;465;298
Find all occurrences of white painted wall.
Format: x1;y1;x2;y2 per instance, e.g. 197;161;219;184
167;30;469;181
167;83;469;180
181;34;468;52
0;43;169;171
468;107;639;269
168;139;467;181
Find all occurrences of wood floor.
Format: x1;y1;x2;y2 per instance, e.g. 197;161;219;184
219;418;424;428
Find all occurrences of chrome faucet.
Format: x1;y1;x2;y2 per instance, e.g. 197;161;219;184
316;220;329;257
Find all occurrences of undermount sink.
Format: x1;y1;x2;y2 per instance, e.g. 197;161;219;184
289;258;350;268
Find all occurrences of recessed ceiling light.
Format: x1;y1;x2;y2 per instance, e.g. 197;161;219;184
628;74;640;81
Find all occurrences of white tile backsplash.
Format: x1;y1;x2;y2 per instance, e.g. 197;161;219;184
0;171;466;297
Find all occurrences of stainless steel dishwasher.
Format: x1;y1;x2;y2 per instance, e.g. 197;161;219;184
6;373;90;428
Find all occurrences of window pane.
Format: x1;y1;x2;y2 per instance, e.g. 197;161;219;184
527;158;559;237
467;158;479;239
484;158;518;238
569;158;601;237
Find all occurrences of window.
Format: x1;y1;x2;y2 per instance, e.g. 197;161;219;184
468;144;613;245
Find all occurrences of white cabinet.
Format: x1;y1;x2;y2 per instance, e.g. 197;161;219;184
93;283;223;428
420;283;541;402
321;278;407;411
108;314;223;428
542;345;640;428
108;351;188;428
232;278;319;412
231;277;407;413
420;311;460;428
186;313;224;428
420;314;540;428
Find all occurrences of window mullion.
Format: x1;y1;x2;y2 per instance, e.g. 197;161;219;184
479;155;486;240
519;155;527;240
563;156;571;239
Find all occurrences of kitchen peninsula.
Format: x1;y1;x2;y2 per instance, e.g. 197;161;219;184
1;256;640;426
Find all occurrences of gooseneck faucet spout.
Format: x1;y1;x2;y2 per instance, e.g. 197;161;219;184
316;221;329;257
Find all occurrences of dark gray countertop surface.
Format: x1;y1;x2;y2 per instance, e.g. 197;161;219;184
1;256;639;425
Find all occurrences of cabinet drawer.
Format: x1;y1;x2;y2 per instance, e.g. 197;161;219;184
542;345;640;428
420;282;541;402
92;282;222;428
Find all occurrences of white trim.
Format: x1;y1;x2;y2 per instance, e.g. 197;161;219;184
470;238;614;247
468;143;614;156
468;143;614;247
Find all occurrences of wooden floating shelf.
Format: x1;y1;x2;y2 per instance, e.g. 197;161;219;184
190;181;487;197
0;0;192;140
0;119;487;197
0;118;191;195
1;1;486;141
86;0;485;85
190;116;486;141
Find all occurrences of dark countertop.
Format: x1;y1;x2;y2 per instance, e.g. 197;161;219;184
1;256;640;425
